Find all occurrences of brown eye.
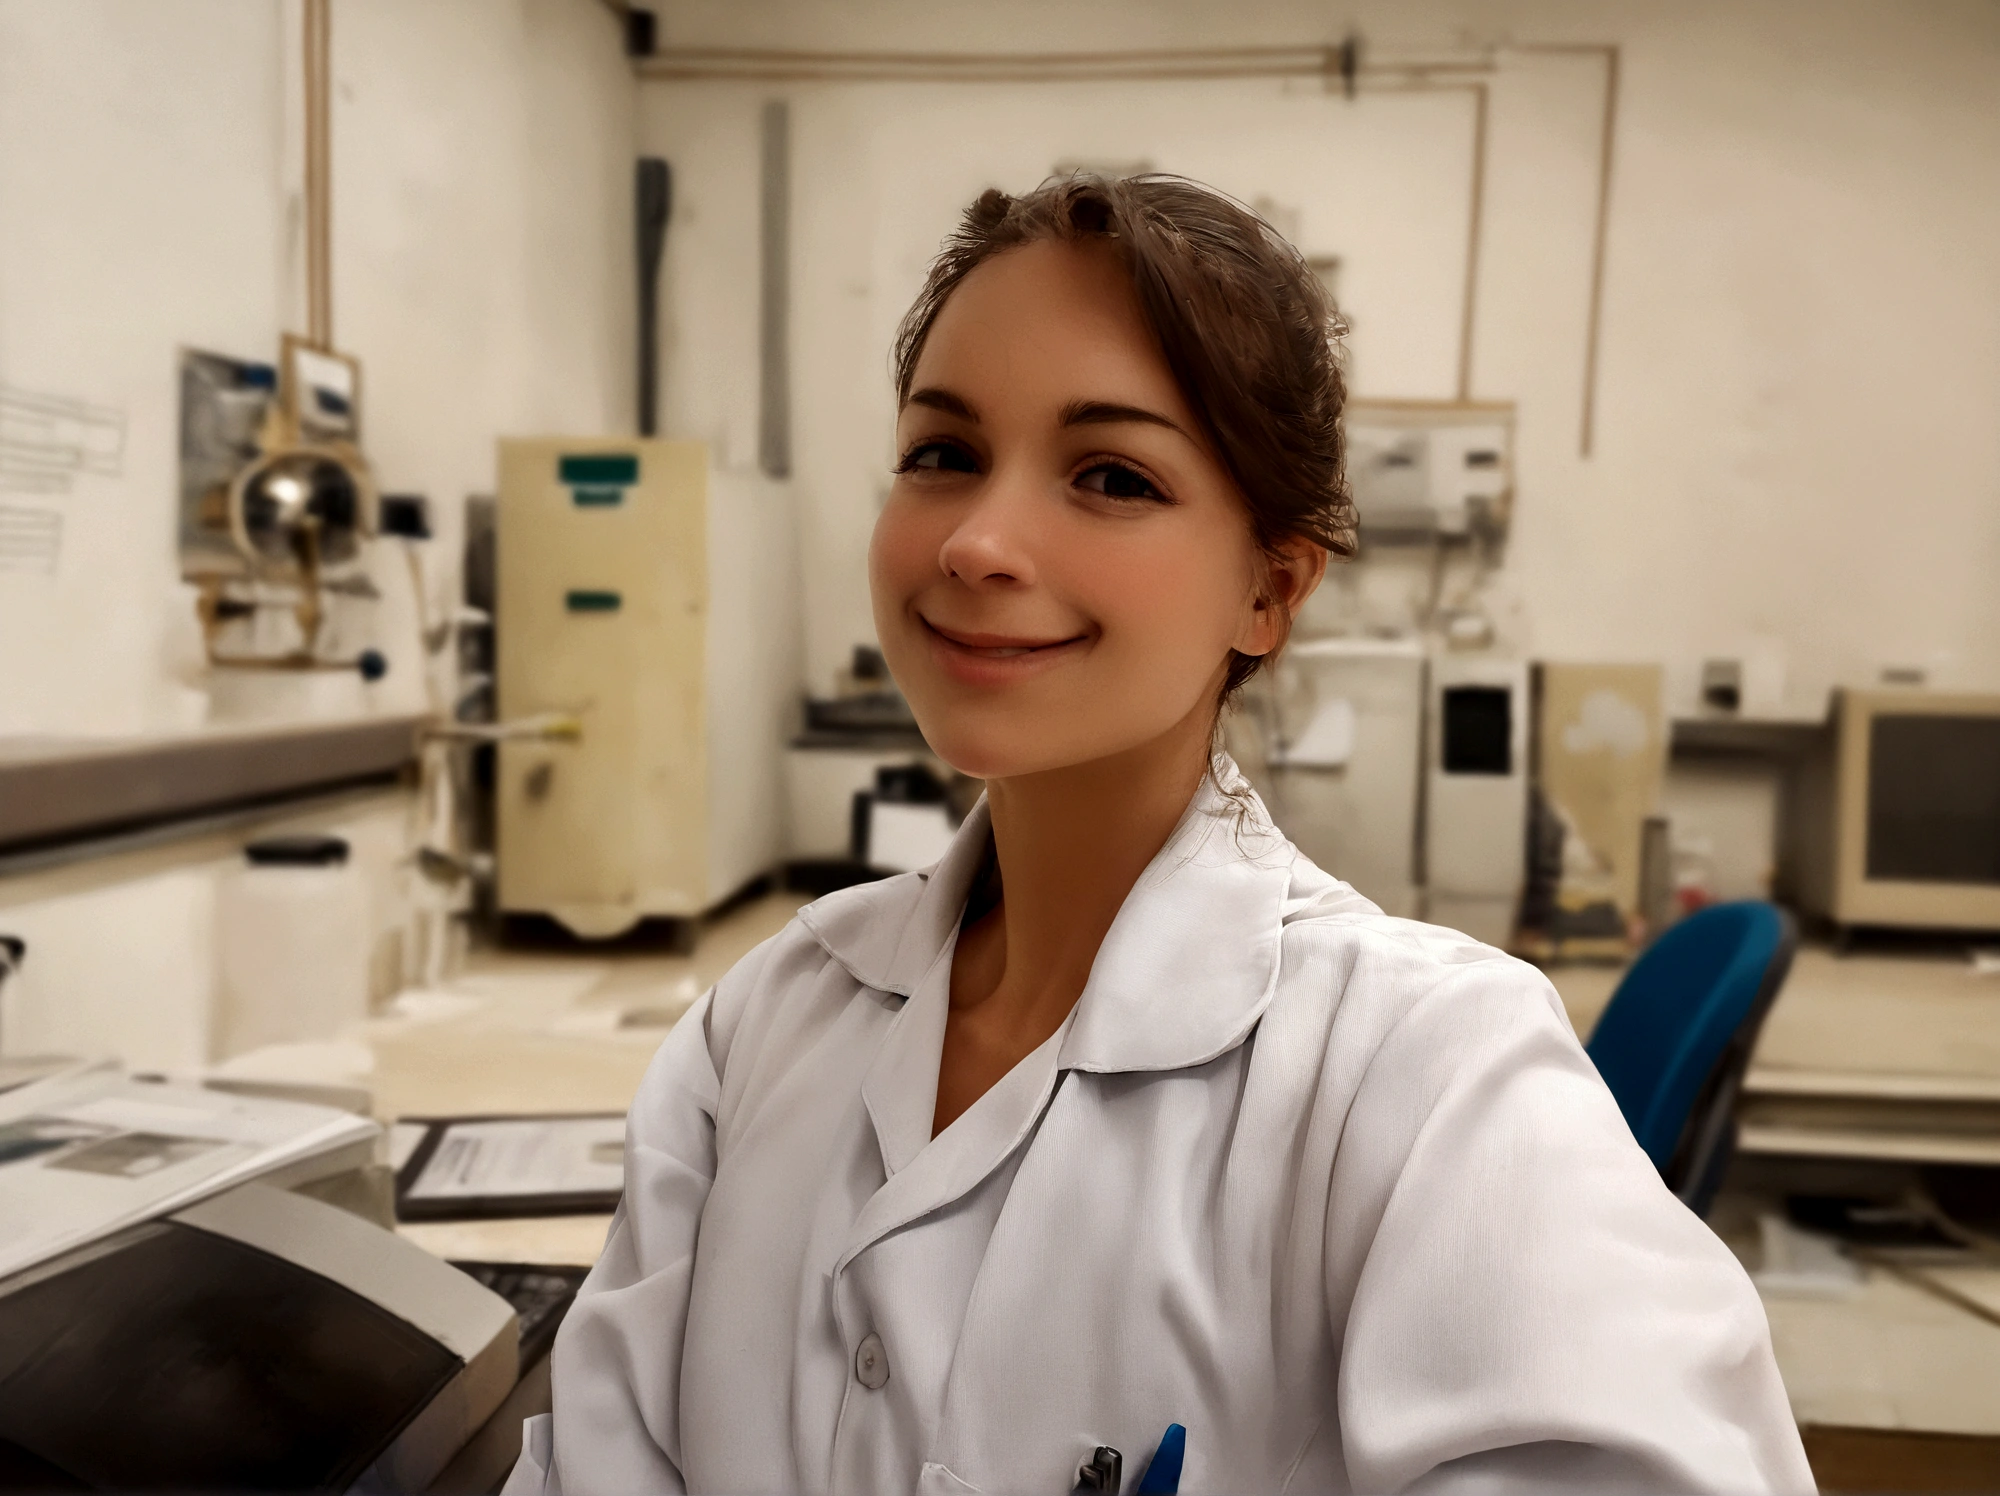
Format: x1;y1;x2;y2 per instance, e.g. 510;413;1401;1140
897;441;980;475
1075;462;1164;502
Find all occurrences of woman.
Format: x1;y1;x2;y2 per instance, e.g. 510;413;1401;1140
508;176;1810;1495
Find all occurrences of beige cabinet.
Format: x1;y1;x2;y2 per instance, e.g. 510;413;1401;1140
496;438;790;938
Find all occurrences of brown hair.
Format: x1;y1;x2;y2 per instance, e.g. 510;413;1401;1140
892;173;1356;702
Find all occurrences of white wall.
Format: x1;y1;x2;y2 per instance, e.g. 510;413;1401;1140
0;0;636;737
0;1;288;736
0;0;640;1069
638;0;2000;717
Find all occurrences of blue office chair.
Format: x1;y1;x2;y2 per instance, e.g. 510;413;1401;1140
1584;901;1797;1217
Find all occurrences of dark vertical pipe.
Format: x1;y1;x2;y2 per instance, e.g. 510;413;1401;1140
1455;82;1489;403
636;157;672;437
758;99;792;478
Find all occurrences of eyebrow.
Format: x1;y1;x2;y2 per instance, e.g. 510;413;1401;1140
1058;399;1193;442
902;387;1195;445
904;387;978;420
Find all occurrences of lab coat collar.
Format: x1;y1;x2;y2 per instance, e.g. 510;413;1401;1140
1057;765;1296;1075
798;760;1297;1078
798;792;997;1001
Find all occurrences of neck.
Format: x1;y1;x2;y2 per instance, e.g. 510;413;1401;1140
972;696;1216;1026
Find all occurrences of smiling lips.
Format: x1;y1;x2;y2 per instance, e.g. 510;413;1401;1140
921;617;1088;684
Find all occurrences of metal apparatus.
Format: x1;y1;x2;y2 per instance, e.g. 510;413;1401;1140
180;341;386;677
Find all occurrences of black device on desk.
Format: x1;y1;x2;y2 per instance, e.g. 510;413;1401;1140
0;1183;518;1492
451;1260;589;1370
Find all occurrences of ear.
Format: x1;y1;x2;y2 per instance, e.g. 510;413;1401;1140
1235;537;1328;658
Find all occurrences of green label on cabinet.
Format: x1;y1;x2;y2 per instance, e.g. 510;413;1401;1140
564;589;622;613
558;454;639;486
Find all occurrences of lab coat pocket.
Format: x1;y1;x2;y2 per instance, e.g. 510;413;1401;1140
918;1459;981;1494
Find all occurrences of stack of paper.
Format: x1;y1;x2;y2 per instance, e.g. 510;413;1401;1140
0;1063;380;1281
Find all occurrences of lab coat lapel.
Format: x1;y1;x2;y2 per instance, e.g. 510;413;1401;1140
859;942;953;1179
845;802;1073;1258
840;1012;1071;1274
1058;768;1297;1075
848;802;997;1178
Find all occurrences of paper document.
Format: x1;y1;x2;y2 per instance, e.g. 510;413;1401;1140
0;1066;378;1281
404;1117;625;1204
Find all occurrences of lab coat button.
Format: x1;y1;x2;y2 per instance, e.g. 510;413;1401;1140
854;1332;889;1389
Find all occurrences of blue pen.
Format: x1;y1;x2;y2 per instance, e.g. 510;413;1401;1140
1074;1425;1185;1495
1134;1424;1185;1495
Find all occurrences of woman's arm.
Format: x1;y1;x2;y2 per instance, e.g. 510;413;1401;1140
1324;955;1813;1494
503;991;723;1496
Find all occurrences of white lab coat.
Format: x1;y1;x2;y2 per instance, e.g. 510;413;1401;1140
506;770;1812;1495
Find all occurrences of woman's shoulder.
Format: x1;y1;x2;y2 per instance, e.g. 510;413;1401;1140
698;870;935;1068
1269;852;1578;1061
1266;856;1623;1188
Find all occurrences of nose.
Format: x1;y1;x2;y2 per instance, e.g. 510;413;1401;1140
937;475;1038;589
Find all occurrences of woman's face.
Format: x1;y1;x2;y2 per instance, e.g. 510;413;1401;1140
870;238;1316;781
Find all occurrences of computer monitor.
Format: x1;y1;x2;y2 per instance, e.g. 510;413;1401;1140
1795;689;2000;934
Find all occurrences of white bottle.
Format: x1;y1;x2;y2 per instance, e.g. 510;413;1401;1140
215;835;371;1060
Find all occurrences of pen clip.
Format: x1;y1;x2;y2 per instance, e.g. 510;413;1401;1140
1074;1445;1122;1493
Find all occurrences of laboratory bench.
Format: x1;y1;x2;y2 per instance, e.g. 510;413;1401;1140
1551;941;2000;1167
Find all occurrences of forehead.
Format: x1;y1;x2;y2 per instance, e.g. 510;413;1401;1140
908;239;1190;416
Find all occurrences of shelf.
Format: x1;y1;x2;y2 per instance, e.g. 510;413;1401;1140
1670;715;1828;756
1739;1124;2000;1167
0;716;423;855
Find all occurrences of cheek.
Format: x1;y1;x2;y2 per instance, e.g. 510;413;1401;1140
1064;515;1253;657
868;494;938;604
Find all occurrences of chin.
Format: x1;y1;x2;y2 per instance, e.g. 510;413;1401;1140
909;698;1166;783
904;700;1055;779
912;717;1051;782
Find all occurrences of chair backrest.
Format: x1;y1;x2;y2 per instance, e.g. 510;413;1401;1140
1585;901;1796;1195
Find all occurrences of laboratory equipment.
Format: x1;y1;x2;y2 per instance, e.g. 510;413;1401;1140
0;1181;516;1492
494;439;789;938
1425;655;1529;945
178;341;389;677
1256;636;1425;918
1791;688;2000;936
1344;400;1513;543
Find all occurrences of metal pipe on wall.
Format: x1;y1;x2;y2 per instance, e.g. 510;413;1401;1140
759;99;792;479
1513;44;1621;457
1457;83;1490;405
633;41;1621;457
303;0;333;348
635;44;1490;84
637;158;673;435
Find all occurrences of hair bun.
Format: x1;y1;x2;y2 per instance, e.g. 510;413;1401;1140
966;188;1015;233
